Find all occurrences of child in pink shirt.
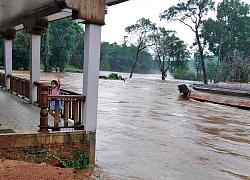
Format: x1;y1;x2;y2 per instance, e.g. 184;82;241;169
49;75;62;117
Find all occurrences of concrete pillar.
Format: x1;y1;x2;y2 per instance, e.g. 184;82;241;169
30;34;41;104
82;24;102;132
4;40;12;90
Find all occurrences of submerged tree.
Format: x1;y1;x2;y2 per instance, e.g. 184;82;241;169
150;28;190;80
125;18;157;78
160;0;215;84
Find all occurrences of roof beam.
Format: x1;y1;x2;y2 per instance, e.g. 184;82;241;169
65;0;106;25
0;2;63;31
106;0;129;6
0;0;129;32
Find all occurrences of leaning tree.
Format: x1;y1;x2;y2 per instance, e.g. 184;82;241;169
125;18;157;78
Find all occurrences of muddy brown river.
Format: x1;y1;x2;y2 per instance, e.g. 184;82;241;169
6;71;250;179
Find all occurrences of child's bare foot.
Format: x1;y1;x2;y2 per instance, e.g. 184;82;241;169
49;110;55;118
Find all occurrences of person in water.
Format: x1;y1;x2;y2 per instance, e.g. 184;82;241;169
49;74;62;117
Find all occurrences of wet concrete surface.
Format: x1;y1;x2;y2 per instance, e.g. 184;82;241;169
1;71;250;179
0;88;54;133
0;88;41;133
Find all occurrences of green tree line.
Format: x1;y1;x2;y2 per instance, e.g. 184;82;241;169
1;0;250;83
160;0;250;83
0;18;157;74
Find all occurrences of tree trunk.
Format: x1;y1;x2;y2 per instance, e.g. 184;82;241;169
161;71;166;80
43;34;50;72
195;28;208;84
129;47;140;78
215;33;223;83
44;57;49;72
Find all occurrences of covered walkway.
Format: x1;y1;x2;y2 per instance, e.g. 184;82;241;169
0;0;128;133
0;0;129;172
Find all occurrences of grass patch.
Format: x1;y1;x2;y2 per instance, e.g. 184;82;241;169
99;73;125;81
64;66;83;73
27;148;90;170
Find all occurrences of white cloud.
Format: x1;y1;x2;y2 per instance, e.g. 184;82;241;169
102;0;177;44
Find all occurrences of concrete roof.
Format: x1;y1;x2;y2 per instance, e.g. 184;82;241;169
0;0;128;31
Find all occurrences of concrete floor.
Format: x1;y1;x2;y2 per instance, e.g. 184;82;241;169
0;88;54;133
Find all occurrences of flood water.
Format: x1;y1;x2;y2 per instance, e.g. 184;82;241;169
7;71;250;179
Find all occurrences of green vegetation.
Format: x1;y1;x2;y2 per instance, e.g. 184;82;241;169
159;0;250;83
44;148;90;170
100;42;156;74
28;148;90;170
63;65;83;73
108;73;119;79
125;18;157;78
173;69;196;81
99;73;124;81
1;0;250;83
150;28;190;80
202;0;250;83
160;0;215;84
0;18;157;75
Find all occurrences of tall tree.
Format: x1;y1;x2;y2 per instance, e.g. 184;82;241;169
203;0;250;82
41;28;52;72
49;18;83;72
202;18;222;82
12;30;30;70
69;26;84;69
193;51;203;81
160;0;215;84
125;18;157;78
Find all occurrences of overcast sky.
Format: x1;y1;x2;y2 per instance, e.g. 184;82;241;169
101;0;249;46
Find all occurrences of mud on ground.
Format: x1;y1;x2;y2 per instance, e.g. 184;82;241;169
0;159;76;180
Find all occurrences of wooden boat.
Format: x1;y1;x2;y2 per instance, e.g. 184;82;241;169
178;84;250;109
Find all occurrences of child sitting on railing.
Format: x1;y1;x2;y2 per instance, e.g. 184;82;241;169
49;74;62;117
